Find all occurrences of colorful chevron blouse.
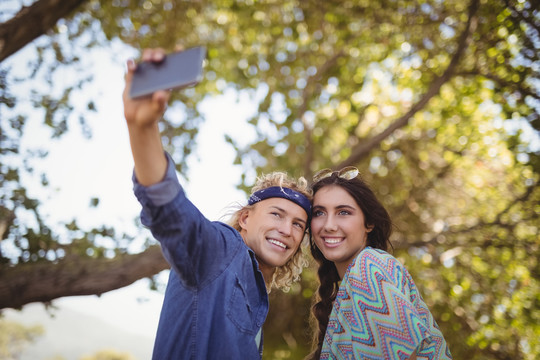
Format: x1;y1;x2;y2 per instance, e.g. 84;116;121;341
321;247;452;360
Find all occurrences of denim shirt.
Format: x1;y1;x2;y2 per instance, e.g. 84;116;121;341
133;153;269;359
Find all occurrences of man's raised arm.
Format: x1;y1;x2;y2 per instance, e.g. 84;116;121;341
122;48;170;186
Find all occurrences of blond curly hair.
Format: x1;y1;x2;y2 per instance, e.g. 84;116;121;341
226;171;312;292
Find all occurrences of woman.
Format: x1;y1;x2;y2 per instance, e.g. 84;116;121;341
307;167;451;360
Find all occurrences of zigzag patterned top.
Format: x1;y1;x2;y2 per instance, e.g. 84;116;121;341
321;247;452;360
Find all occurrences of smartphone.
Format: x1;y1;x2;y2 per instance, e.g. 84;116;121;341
129;46;206;99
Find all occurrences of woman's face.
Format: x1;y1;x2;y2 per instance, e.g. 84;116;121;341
311;184;372;278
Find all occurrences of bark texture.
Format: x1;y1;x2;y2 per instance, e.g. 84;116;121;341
0;245;169;309
0;0;88;62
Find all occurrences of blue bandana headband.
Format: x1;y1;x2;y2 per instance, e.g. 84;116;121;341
248;186;311;219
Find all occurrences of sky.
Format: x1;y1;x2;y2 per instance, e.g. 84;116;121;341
2;31;258;359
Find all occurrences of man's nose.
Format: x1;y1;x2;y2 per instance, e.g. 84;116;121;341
279;221;293;236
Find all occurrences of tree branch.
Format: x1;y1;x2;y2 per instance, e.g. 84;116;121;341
0;245;169;309
505;0;540;35
398;178;540;249
0;0;88;63
337;0;480;169
299;49;346;176
459;70;540;101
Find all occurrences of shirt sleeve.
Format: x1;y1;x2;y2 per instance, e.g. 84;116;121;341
132;152;182;207
132;152;242;288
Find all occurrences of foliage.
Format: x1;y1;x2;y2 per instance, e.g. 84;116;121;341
0;318;44;360
1;0;539;359
0;0;170;308
80;349;136;360
94;0;539;358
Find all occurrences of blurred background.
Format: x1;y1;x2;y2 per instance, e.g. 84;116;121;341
1;0;539;359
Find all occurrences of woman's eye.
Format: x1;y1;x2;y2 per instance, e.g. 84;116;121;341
338;210;350;215
312;210;324;217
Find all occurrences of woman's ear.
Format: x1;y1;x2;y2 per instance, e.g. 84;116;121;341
366;224;374;233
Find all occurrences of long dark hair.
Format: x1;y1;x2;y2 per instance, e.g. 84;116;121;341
306;172;393;359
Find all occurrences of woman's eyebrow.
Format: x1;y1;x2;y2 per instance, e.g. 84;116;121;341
313;204;355;210
335;204;355;209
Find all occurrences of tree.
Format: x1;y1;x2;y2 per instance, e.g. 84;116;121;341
80;349;135;360
1;0;538;359
1;0;170;309
0;0;87;62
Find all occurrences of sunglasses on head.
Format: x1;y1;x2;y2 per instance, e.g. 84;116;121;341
312;166;360;183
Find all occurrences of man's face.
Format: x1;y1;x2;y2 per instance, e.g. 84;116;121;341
240;197;308;273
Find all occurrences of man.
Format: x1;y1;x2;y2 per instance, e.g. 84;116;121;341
122;48;312;359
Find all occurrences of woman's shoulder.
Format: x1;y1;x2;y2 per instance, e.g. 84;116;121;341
351;247;407;277
357;246;394;262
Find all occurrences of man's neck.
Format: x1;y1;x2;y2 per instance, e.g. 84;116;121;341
258;262;275;291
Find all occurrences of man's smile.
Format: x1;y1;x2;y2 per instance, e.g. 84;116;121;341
267;238;287;249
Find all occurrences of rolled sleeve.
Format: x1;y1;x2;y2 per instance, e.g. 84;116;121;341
132;152;182;207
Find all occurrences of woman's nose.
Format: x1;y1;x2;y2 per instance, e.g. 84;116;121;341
323;215;338;231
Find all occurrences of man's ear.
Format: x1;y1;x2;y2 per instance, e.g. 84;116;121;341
238;209;250;230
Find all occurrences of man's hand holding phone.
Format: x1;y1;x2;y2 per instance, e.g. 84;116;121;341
129;46;206;99
122;48;171;129
122;46;206;127
123;47;209;187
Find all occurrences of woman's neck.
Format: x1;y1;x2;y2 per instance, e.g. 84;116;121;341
336;263;348;279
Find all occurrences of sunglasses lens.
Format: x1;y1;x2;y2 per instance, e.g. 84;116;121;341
338;166;359;180
313;167;360;182
313;168;333;183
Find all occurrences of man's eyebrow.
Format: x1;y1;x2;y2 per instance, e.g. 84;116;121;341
270;205;307;225
269;205;286;213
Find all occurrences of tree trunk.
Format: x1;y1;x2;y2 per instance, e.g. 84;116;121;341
0;245;170;309
0;0;88;62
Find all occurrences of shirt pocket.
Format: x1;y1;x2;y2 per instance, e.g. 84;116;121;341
226;274;263;335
